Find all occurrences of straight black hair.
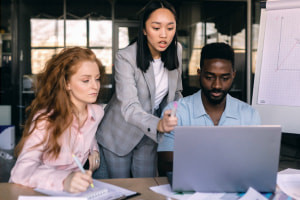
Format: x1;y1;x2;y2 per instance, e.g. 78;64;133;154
136;0;179;73
200;42;235;70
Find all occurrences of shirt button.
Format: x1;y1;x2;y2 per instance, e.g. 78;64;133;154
147;128;151;132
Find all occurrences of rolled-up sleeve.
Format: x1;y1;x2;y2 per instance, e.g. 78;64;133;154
9;121;72;191
90;138;99;153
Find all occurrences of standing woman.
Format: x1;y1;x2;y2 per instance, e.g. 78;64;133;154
10;47;104;192
96;0;182;178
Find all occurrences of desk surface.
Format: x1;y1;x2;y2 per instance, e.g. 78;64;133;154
0;177;169;200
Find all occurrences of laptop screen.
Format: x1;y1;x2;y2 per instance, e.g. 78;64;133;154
172;125;282;193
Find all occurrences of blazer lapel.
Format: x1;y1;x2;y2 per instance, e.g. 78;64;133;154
143;63;156;111
167;69;178;102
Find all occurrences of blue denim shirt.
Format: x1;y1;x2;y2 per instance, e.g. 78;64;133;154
157;90;261;151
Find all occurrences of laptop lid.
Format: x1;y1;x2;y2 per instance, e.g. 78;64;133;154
172;125;282;193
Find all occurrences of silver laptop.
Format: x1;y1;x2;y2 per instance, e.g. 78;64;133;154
172;125;282;193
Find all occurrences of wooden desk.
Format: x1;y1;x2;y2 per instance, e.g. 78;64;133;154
0;177;169;200
154;177;169;185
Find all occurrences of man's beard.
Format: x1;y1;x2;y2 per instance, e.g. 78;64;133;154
200;81;231;105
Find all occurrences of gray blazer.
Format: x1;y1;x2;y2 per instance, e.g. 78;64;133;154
96;42;183;156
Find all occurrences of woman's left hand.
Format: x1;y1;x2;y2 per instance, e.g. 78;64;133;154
88;151;100;172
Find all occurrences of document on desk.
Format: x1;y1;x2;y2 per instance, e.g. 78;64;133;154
187;193;239;200
149;184;240;200
238;187;268;200
19;197;87;200
150;184;193;200
34;179;137;200
277;173;300;199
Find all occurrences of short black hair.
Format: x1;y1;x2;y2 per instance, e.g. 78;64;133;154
200;42;235;69
136;0;179;73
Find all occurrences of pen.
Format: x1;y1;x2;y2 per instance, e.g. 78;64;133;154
171;102;177;117
72;154;94;188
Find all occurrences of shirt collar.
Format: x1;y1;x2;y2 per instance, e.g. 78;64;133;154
222;94;239;119
87;104;97;121
193;90;239;120
193;90;207;118
72;104;97;128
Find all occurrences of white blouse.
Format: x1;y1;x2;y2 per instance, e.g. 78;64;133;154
152;58;168;110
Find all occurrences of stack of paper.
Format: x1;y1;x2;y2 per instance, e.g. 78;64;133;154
34;179;137;200
277;168;300;200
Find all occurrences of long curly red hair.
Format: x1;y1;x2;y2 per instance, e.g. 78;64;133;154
15;47;102;159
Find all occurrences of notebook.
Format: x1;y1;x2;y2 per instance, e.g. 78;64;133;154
171;125;282;193
34;179;138;200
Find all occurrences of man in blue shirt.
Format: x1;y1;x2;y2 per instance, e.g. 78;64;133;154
157;42;261;175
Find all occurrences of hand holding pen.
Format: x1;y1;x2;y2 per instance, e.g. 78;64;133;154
157;102;178;133
62;154;94;193
170;102;177;117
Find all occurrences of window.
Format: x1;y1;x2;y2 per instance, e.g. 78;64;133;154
30;19;113;75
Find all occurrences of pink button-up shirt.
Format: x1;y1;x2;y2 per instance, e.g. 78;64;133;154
9;104;104;191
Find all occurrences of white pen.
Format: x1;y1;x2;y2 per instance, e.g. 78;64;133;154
171;102;177;117
72;154;94;188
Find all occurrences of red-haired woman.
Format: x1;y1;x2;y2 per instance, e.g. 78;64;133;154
10;47;104;193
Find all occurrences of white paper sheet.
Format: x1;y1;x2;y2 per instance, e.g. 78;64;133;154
149;184;194;200
149;184;240;200
34;179;136;200
277;173;300;199
187;193;228;200
18;197;86;200
239;187;268;200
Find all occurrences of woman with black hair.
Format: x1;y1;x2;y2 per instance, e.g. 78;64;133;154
96;0;182;178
